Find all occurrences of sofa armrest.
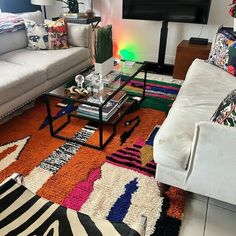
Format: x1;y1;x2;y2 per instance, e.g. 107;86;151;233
67;23;92;57
186;121;236;205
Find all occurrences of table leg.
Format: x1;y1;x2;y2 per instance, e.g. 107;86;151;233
99;106;103;149
45;95;54;136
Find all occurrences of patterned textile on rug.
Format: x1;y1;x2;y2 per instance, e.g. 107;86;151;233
123;77;181;112
0;178;146;236
0;98;184;236
62;132;184;236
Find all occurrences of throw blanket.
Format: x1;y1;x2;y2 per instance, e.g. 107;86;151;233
0;13;25;34
0;176;146;236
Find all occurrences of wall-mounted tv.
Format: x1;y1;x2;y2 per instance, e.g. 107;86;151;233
123;0;212;24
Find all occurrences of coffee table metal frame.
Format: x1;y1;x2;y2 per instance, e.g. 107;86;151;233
44;62;147;150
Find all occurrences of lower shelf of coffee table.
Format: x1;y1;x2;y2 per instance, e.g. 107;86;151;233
70;100;135;125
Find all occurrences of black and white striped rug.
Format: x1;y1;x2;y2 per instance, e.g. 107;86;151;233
0;177;146;236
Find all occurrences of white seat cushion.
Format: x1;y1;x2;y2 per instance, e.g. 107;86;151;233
154;59;236;170
0;47;91;80
0;61;46;105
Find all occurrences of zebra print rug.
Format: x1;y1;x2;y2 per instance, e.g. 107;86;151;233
0;177;145;236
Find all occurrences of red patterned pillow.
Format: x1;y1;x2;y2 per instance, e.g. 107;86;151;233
45;18;69;50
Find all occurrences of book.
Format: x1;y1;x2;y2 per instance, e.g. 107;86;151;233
78;106;118;121
111;90;127;105
62;13;85;19
124;61;135;68
102;70;121;84
77;99;118;117
99;88;127;104
117;94;128;108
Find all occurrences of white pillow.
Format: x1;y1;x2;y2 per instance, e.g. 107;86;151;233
67;23;89;48
18;11;44;24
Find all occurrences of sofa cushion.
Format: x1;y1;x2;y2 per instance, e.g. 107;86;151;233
0;11;44;56
0;61;46;105
18;11;44;24
154;59;236;171
68;23;89;47
211;89;236;126
0;30;28;55
0;47;91;80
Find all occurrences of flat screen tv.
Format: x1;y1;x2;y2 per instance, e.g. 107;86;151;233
123;0;212;24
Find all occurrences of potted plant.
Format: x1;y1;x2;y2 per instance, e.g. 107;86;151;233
94;25;113;78
57;0;84;14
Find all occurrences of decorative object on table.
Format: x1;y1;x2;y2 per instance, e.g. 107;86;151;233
94;25;113;78
229;0;236;31
65;86;89;99
31;0;56;19
86;71;104;93
208;27;236;76
57;0;84;14
75;74;85;88
124;60;135;68
85;9;95;19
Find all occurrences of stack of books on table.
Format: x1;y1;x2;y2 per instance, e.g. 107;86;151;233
102;70;121;85
109;89;128;108
62;13;85;19
77;89;128;122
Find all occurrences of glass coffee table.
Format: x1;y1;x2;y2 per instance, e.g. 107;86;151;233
44;61;147;150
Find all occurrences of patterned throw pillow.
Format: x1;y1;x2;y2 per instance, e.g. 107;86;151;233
45;18;69;50
24;18;69;50
211;89;236;127
24;19;49;50
208;28;236;76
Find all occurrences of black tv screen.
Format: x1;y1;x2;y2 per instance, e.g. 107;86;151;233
123;0;212;24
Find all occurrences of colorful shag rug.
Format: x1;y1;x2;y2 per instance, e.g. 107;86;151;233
124;77;181;112
0;87;184;236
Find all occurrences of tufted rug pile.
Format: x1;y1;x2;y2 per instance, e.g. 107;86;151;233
0;94;184;236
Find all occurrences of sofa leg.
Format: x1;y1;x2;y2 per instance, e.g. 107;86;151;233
158;182;170;197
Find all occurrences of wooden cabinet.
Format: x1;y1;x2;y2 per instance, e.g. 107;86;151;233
173;40;212;80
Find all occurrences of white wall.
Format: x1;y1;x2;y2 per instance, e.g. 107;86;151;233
99;0;233;63
46;0;233;63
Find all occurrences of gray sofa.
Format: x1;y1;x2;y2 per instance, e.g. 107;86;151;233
0;11;93;119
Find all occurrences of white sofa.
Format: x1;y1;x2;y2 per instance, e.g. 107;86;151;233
154;59;236;205
0;11;92;119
